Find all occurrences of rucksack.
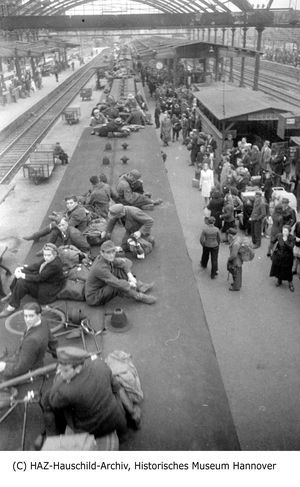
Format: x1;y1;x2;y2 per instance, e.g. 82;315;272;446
238;239;255;262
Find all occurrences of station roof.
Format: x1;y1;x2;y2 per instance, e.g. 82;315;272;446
132;36;261;60
0;38;79;58
194;84;298;121
12;0;254;16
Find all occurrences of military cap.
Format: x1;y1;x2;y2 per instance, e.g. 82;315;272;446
228;227;238;235
109;203;125;217
129;169;142;180
57;346;89;366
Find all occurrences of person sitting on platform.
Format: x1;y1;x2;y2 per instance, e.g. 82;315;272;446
125;109;146;126
0;302;57;379
53;142;69;166
41;346;129;440
85;240;156;306
0;243;65;318
116;171;162;210
36;218;90;254
83;175;112;219
24;195;89;242
103;204;154;252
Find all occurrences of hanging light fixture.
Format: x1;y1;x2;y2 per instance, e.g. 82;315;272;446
209;46;214;54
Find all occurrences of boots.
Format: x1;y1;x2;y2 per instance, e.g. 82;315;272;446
127;289;157;305
23;226;51;242
136;281;155;294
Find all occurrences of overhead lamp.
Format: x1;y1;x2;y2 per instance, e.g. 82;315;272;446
209;46;214;54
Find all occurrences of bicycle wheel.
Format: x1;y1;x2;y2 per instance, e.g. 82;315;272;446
5;306;66;336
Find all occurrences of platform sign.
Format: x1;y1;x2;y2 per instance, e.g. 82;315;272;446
277;113;300;139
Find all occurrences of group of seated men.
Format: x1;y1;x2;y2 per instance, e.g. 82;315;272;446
0;167;163;319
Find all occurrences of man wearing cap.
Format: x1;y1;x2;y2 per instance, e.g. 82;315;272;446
42;346;128;439
104;204;154;252
280;198;297;228
116;171;162;210
85;240;156;305
227;228;243;291
0;302;57;378
200;217;221;279
249;191;266;249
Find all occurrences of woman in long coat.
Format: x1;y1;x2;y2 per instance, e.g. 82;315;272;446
0;243;65;317
160;112;172;146
270;225;295;292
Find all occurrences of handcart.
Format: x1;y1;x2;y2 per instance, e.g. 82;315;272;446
80;87;92;101
62;106;81;125
23;152;55;185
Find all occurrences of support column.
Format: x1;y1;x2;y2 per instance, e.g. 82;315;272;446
202;29;205;41
214;28;218;44
239;27;248;87
253;27;264;91
229;28;236;83
207;28;211;42
173;56;177;86
29;52;36;77
215;48;220;81
14;49;22;81
222;28;226;45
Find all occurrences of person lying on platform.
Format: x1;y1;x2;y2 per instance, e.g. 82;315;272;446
23;195;89;242
92;117;130;137
103;204;155;252
35;218;90;255
90;107;108;131
0;243;65;318
0;302;57;379
53;142;69;166
85;240;156;306
116;171;162;210
41;346;141;443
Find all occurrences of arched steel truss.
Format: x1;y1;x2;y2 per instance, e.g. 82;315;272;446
11;0;252;16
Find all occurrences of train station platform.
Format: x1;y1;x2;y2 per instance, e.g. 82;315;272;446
0;76;299;452
0;57;87;132
0;123;240;450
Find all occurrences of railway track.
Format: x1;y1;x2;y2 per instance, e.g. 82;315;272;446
224;60;300;109
0;52;109;184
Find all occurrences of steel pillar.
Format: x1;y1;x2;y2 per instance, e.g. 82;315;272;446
214;28;218;44
229;28;236;83
253;27;264;91
207;28;211;42
14;49;22;81
239;27;248;87
222;28;226;45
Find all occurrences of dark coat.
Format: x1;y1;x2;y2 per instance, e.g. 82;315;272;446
270;233;295;281
47;359;125;437
67;205;88;232
3;318;57;379
50;226;90;252
23;256;65;304
207;197;224;229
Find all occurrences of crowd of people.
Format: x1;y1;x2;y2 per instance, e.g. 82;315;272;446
0;52;299;450
0;61;166;447
145;70;300;293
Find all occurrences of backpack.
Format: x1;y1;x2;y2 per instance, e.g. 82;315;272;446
238;239;255;262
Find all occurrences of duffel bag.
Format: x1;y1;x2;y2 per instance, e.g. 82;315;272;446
57;279;85;301
58;245;82;271
67;264;90;282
